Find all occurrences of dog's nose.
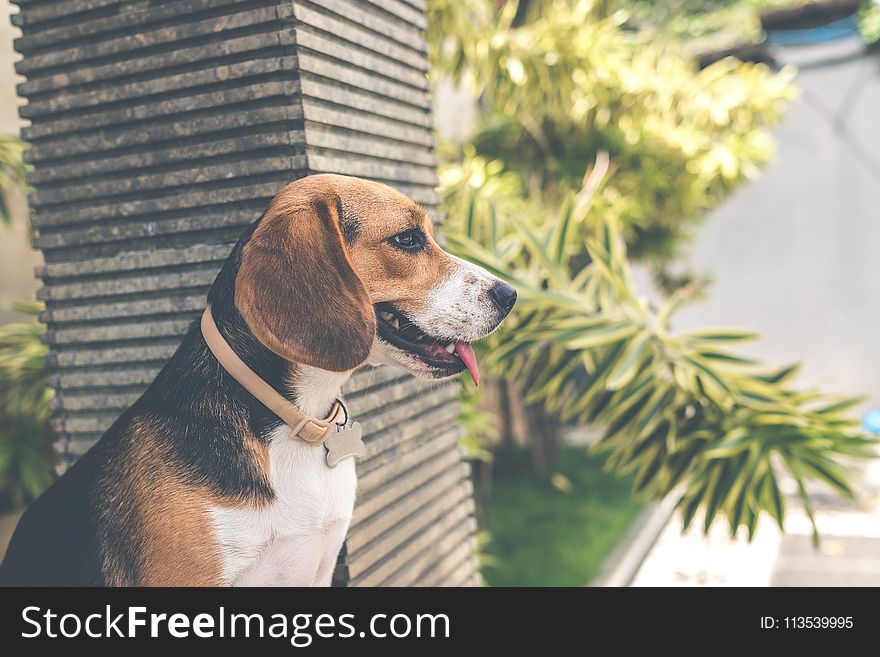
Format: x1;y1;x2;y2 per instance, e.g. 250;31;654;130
489;281;517;316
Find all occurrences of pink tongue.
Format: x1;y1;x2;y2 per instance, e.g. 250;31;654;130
454;342;480;387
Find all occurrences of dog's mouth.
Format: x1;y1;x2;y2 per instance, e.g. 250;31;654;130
374;302;480;385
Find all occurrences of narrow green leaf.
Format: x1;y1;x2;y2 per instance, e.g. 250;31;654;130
568;342;628;415
797;453;855;498
509;214;565;282
465;196;476;239
681;328;761;343
762;470;785;528
697;351;759;366
593;373;653;426
633;442;667;494
729;456;766;534
683;356;736;398
746;504;759;541
704;461;734;533
601;218;612;255
702;427;752;459
567;322;638;350
755;363;801;385
813;396;865;416
598;390;650;446
633;386;674;441
552;198;574;265
680;489;705;532
655;288;687;332
784;455;821;548
489;201;498;250
664;421;678;454
605;332;651;391
490;337;538;364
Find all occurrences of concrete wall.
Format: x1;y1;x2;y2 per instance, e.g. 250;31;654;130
13;0;478;587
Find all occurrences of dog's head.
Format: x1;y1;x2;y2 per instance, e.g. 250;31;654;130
233;174;516;385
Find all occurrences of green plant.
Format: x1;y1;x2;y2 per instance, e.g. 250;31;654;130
483;445;644;586
428;0;875;544
458;378;498;462
0;135;27;228
0;133;50;510
860;0;880;43
0;302;55;509
428;0;796;280
446;171;875;544
622;1;794;46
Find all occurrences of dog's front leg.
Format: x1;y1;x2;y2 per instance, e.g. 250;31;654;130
232;533;324;587
313;517;351;587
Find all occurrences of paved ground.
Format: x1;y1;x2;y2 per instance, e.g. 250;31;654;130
633;459;880;586
632;36;880;587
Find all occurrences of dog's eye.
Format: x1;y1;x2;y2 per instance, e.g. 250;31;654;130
390;229;426;252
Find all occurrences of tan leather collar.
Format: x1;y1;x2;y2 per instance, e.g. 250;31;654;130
200;305;345;444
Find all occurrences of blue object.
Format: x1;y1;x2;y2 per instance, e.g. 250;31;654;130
863;409;880;435
765;15;860;46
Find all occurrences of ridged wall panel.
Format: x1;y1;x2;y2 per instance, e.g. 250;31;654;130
12;0;478;587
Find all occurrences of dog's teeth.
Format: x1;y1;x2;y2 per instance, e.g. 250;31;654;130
445;343;456;353
379;311;394;321
390;318;400;330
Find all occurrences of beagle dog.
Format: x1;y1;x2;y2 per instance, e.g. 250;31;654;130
0;174;516;586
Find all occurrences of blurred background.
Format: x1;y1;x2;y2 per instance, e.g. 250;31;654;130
1;0;878;586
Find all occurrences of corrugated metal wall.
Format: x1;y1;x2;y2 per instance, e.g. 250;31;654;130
12;0;478;587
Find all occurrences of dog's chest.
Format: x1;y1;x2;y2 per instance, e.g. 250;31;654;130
209;426;357;584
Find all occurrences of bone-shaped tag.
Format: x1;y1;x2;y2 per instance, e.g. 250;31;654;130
324;422;365;468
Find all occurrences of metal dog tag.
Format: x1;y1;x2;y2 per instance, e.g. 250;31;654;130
324;421;365;468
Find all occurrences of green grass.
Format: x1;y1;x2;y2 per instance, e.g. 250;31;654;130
482;446;645;587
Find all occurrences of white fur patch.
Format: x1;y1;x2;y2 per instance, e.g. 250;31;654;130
412;255;502;341
369;255;509;377
210;368;356;587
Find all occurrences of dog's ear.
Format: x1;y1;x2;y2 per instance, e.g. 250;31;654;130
235;194;375;372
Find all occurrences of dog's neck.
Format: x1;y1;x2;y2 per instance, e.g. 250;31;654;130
209;303;350;422
177;223;351;436
147;298;353;500
289;364;351;419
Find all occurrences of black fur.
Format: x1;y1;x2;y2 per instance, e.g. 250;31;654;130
0;213;304;586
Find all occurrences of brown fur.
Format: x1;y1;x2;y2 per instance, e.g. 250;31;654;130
236;181;376;372
97;418;248;586
236;174;457;371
